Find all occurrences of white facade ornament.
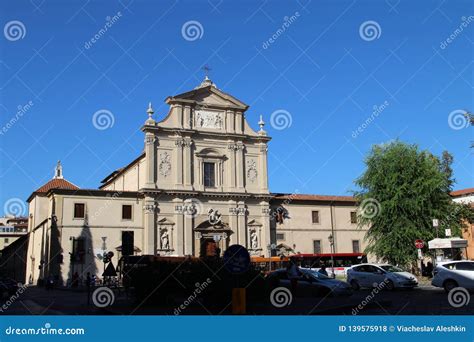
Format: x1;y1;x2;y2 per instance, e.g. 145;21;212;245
258;115;267;136
145;135;155;145
184;204;197;216
195;110;223;129
160;230;170;250
247;159;258;183
159;152;171;177
250;230;259;249
144;204;156;213
145;102;155;125
207;208;222;225
54;160;63;179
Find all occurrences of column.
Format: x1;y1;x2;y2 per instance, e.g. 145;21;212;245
183;199;194;256
173;198;184;255
227;144;236;190
235;111;243;134
236;142;245;191
228;201;238;245
260;201;271;256
183;138;193;190
143;197;156;255
144;133;156;189
259;143;269;193
226;110;235;133
175;139;184;188
183;105;191;129
237;201;247;247
197;158;204;191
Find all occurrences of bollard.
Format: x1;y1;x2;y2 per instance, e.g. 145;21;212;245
232;288;246;315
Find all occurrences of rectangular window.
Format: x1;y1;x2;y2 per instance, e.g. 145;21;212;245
313;240;322;254
122;205;132;220
350;211;357;224
74;203;85;219
276;233;285;240
203;162;215;187
352;240;360;253
312;211;320;224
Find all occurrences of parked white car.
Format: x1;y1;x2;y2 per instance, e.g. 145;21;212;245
347;263;418;290
432;260;474;292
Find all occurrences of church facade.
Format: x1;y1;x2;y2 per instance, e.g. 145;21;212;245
24;78;368;285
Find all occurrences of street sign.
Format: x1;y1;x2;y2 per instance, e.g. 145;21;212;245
415;239;424;249
223;244;250;274
103;262;117;277
432;219;439;227
417;249;423;260
445;229;452;237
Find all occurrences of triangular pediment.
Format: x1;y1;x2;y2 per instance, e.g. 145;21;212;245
157;217;175;225
167;85;248;111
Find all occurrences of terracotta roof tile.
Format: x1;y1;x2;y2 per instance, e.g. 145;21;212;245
34;178;79;193
451;188;474;197
272;193;356;202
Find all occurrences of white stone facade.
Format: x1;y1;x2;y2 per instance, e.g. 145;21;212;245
24;79;368;285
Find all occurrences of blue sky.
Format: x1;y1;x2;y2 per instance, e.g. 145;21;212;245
0;0;473;216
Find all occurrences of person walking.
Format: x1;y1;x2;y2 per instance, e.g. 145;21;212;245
287;257;301;295
318;264;328;276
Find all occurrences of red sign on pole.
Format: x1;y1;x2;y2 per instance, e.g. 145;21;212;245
415;239;424;249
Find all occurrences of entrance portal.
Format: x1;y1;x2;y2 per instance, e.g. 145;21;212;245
194;221;233;258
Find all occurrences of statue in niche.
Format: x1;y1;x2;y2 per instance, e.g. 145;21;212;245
160;230;170;250
250;230;258;249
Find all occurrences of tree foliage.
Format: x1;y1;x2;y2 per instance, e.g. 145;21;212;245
354;141;473;266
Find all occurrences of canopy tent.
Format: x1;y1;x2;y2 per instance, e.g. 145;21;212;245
428;238;468;249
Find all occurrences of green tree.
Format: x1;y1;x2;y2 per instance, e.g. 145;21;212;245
354;141;472;266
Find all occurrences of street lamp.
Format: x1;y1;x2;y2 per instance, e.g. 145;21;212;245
267;243;276;271
328;234;335;278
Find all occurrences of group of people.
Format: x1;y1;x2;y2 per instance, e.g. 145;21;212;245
71;272;97;288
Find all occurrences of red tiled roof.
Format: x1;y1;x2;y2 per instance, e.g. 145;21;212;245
34;178;79;193
451;188;474;197
272;193;356;202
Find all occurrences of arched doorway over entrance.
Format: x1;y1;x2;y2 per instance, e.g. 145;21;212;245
194;220;233;258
